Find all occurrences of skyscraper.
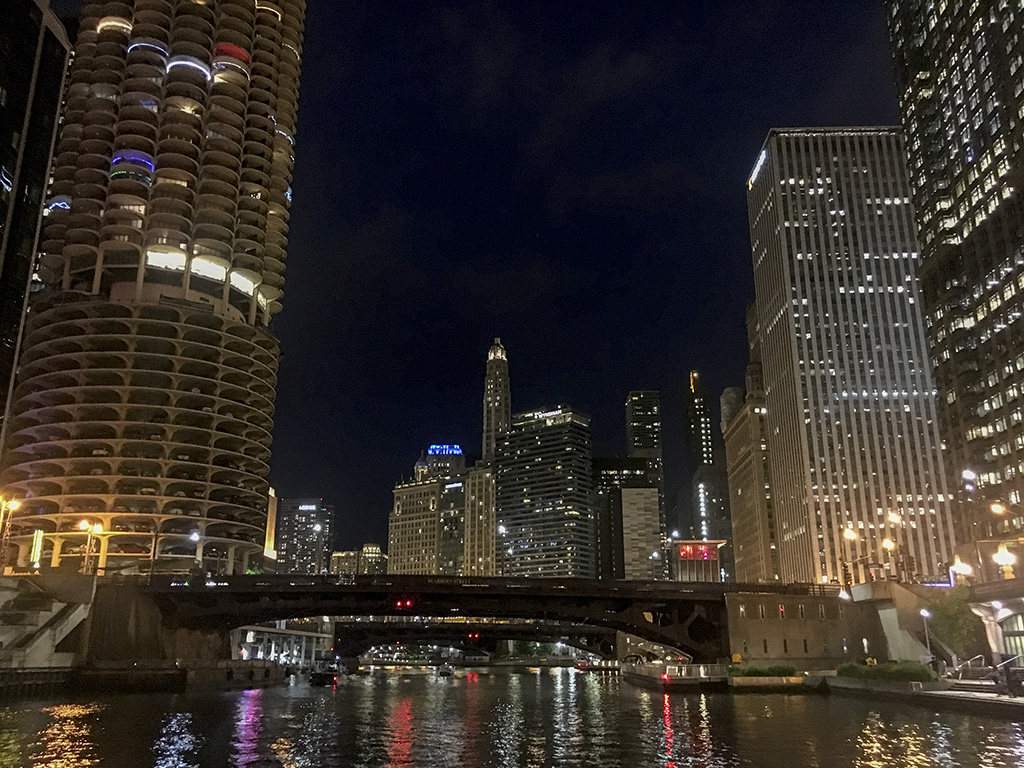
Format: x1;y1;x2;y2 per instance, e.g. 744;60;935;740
687;372;714;467
496;406;595;578
685;369;731;578
357;542;387;574
886;2;1024;544
747;127;956;584
0;0;70;435
275;498;333;575
593;456;662;579
464;339;509;576
625;389;666;547
626;390;663;471
0;0;306;574
388;466;443;575
438;477;465;575
723;304;779;583
463;464;496;575
481;338;510;463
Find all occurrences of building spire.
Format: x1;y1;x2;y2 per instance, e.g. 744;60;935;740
482;338;511;462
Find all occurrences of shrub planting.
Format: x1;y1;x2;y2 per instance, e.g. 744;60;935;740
837;661;936;682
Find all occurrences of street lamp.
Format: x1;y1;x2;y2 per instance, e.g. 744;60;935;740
0;498;21;571
993;544;1016;580
950;556;973;585
842;528;858;585
79;521;103;575
920;608;932;657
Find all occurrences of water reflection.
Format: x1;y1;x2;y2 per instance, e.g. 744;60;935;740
3;675;1024;767
229;689;264;767
153;713;201;768
29;703;102;768
0;711;22;768
387;698;414;768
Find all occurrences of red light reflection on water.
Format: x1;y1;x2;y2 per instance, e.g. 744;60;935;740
663;693;677;768
387;698;414;767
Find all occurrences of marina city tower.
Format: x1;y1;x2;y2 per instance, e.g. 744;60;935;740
0;0;305;574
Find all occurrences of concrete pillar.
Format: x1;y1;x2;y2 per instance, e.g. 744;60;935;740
50;537;63;568
226;545;237;575
982;614;1007;664
97;536;110;572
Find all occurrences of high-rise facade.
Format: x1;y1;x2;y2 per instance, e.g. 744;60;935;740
275;498;332;575
747;127;956;584
593;456;662;579
0;0;70;435
329;549;358;575
687;372;714;467
438;478;465;575
626;390;663;474
481;338;510;463
463;464;495;575
685;369;732;577
388;457;444;575
496;406;595;578
0;0;306;574
625;389;666;547
464;339;509;576
723;305;779;583
886;1;1024;543
357;542;387;574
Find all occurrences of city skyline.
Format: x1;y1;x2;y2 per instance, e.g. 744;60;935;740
19;1;905;553
262;1;901;548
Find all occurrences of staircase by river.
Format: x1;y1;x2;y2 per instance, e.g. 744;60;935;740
0;577;91;668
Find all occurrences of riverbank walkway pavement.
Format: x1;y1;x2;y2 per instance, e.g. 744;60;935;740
916;681;1024;717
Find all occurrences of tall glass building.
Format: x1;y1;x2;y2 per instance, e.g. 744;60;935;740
747;127;956;584
275;498;332;575
0;0;70;433
496;406;595;578
0;0;305;574
886;1;1024;543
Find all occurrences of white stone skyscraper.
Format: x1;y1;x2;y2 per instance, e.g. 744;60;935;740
0;0;305;574
481;338;510;463
464;340;510;576
747;127;956;584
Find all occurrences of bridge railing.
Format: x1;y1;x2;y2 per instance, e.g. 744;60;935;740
146;572;841;598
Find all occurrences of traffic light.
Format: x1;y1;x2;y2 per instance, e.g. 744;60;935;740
394;598;414;610
842;562;852;587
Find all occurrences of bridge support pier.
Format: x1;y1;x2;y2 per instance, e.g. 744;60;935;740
85;582;230;665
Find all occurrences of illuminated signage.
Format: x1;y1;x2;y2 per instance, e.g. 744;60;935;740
678;544;717;561
298;504;317;511
428;444;462;456
748;149;767;189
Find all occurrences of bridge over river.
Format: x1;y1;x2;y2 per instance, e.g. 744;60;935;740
83;573;835;663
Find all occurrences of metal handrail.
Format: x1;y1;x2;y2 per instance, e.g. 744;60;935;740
995;655;1021;669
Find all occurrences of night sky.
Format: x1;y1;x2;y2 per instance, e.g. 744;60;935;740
53;1;903;549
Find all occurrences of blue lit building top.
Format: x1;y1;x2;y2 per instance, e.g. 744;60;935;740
428;444;462;456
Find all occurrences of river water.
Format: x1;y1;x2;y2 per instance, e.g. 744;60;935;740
1;668;1022;767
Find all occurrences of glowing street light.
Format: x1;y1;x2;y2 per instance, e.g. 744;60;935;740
920;608;932;656
993;545;1016;580
0;498;21;571
79;521;103;575
950;556;973;584
843;528;858;541
887;512;902;525
882;538;896;552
